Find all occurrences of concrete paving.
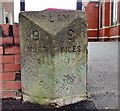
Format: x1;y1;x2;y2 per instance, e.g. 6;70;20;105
87;42;119;109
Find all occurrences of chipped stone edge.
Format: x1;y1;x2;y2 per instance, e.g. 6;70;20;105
46;95;87;107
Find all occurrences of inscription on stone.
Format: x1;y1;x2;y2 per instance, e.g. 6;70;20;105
20;10;87;106
68;29;75;40
32;30;40;41
40;14;69;22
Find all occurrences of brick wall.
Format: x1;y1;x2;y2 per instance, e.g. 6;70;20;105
85;2;99;40
0;24;21;98
103;1;110;27
118;1;120;23
86;1;120;41
85;2;99;29
98;0;120;41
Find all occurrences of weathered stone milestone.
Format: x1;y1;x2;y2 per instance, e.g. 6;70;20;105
20;10;87;107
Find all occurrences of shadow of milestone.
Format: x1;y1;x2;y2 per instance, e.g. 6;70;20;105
2;98;97;110
59;100;97;110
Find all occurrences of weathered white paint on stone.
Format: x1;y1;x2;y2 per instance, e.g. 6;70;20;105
20;10;87;107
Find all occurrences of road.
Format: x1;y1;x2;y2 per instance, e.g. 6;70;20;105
87;42;119;109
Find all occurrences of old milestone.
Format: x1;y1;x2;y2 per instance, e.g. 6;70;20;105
19;10;87;107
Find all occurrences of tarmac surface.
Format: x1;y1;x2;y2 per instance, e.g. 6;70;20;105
87;42;119;109
2;42;119;110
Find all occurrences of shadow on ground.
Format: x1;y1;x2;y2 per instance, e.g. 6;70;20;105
2;98;97;111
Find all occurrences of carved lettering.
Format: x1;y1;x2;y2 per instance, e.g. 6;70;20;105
33;30;39;41
57;15;63;22
37;59;42;64
35;77;51;92
41;14;69;22
68;29;75;40
73;46;76;52
61;46;67;53
56;73;77;96
61;46;81;53
63;14;69;22
49;15;54;22
77;46;81;52
23;45;81;54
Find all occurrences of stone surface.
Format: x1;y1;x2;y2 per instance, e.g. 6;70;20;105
19;10;87;107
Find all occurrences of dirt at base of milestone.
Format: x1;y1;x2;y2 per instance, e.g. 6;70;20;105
1;98;97;110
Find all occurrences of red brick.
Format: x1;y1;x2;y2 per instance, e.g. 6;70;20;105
0;74;2;82
104;2;110;26
0;64;3;72
14;37;20;44
0;46;3;54
15;54;20;63
0;55;15;63
109;26;119;36
4;63;21;72
0;54;1;61
99;29;104;37
1;72;15;81
1;24;10;36
0;82;4;90
0;37;13;45
1;91;16;98
87;30;98;37
85;2;99;29
4;46;20;54
13;24;19;37
4;81;21;90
